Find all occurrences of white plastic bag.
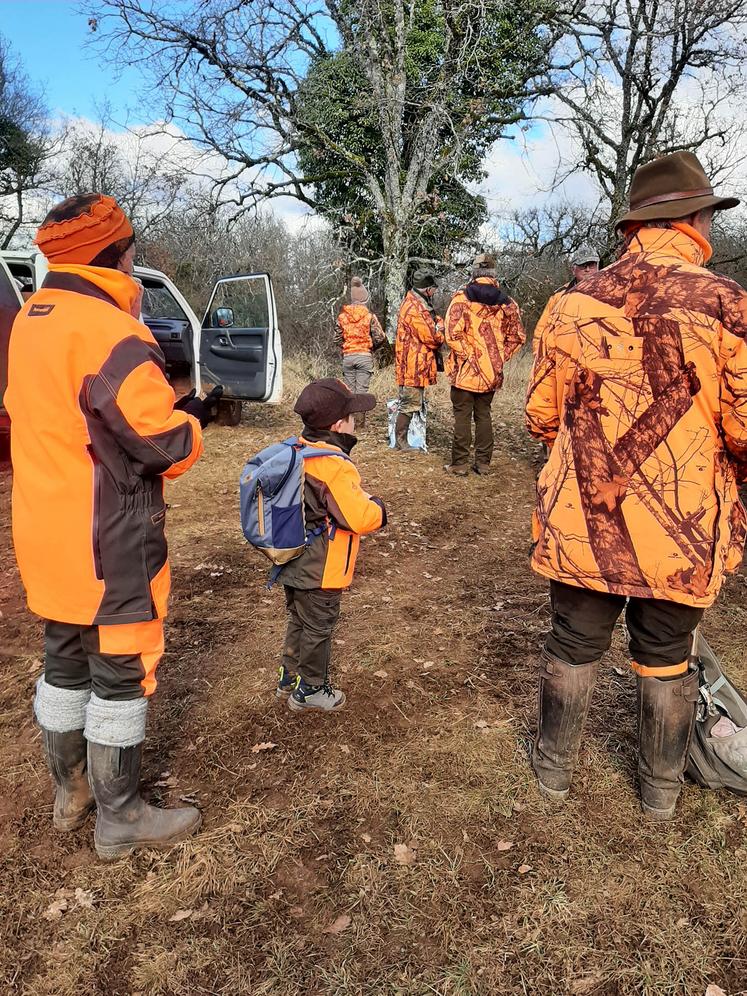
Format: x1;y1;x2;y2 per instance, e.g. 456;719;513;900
386;397;428;452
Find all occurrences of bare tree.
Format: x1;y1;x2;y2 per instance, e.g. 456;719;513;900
0;34;58;248
86;0;565;334
541;0;747;243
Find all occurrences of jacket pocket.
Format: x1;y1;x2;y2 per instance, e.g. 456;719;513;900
88;446;104;580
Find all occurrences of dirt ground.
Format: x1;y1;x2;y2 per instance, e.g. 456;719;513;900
1;364;746;996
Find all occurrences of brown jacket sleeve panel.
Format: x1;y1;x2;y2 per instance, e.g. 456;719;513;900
370;313;386;349
85;334;202;479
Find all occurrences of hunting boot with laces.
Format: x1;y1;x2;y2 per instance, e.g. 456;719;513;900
637;669;699;821
276;663;297;699
88;742;202;861
42;728;95;831
395;413;418;452
288;677;346;712
532;650;599;800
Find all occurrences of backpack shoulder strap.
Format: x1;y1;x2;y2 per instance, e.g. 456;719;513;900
297;445;352;463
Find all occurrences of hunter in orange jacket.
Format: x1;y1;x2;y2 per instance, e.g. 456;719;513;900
532;245;600;355
276;379;386;712
6;194;209;857
394;270;444;451
526;151;746;823
336;277;386;419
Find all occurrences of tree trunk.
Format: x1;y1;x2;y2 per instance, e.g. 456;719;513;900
382;222;408;343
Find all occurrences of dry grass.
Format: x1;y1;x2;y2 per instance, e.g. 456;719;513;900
1;363;747;995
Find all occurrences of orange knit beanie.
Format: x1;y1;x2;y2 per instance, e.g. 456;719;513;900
35;194;134;264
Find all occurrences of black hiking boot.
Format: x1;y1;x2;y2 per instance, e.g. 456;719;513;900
637;670;699;821
42;728;95;831
532;651;599;800
88;742;202;861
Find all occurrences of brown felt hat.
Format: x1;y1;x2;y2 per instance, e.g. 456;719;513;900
294;378;376;429
616;151;740;231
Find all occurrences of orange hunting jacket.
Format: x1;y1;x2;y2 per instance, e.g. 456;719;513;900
395;290;444;388
532;283;571;355
279;430;386;590
444;278;525;392
525;224;747;607
336;304;386;355
5;264;203;625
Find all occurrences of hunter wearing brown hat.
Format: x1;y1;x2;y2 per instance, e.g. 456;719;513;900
532;244;601;357
525;151;747;821
443;253;525;475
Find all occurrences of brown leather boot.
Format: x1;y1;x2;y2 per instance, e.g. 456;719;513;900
42;728;95;831
395;412;417;451
637;669;699;821
88;742;202;861
532;651;599;800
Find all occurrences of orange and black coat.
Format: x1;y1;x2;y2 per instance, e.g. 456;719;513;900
336;304;386;355
444;278;525;392
5;264;202;626
525;224;747;608
395;290;445;387
279;428;386;590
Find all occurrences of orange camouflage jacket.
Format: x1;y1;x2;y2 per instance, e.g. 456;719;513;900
526;223;747;608
336;304;386;355
532;282;571;355
395;290;444;388
444;278;525;392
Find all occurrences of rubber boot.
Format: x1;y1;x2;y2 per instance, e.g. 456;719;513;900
395;412;418;451
88;742;202;861
637;669;699;821
42;728;95;831
532;651;599;800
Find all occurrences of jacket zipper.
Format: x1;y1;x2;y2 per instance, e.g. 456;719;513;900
87;445;104;580
257;484;266;537
344;535;353;575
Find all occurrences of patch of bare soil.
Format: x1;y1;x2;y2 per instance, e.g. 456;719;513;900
1;382;746;995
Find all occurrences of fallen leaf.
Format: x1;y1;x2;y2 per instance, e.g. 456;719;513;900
43;898;69;921
496;840;514;852
251;742;277;753
475;720;489;729
323;913;351;934
361;833;372;843
393;842;417;866
334;639;345;646
169;909;193;922
74;888;94;909
705;986;727;996
612;666;625;676
373;669;388;679
339;745;351;754
518;864;532;875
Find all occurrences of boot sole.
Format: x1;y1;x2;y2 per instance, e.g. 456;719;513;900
538;781;570;802
641;802;677;821
288;692;346;713
54;800;96;832
94;811;203;861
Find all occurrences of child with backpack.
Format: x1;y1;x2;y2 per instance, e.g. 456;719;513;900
240;379;387;711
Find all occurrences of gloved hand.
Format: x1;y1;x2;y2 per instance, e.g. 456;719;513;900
176;385;224;428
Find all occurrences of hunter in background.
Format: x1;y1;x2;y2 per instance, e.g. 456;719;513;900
532;243;601;356
443;252;525;476
335;276;386;428
525;151;747;821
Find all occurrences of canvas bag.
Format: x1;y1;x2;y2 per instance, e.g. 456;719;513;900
687;629;747;794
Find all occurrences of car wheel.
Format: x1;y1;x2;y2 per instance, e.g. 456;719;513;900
216;399;242;426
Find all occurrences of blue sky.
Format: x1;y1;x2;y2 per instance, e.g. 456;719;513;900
1;0;139;121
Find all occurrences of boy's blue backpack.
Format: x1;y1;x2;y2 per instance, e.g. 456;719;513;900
239;436;350;578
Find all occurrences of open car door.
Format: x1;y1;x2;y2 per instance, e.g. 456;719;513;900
200;273;282;409
0;257;23;437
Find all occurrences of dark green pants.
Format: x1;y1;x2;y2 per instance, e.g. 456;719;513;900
451;386;495;467
282;586;342;686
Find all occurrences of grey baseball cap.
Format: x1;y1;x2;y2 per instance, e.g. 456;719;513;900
571;243;600;266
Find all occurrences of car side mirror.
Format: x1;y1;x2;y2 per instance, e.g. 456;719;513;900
214;307;234;328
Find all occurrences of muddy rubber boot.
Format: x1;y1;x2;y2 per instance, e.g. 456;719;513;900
532;651;599;800
42;728;95;831
88;742;202;861
637;670;699;821
395;413;418;452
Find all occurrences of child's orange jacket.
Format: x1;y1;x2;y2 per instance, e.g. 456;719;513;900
526;224;747;608
5;264;202;625
395;290;444;387
444;278;525;392
336;304;385;355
